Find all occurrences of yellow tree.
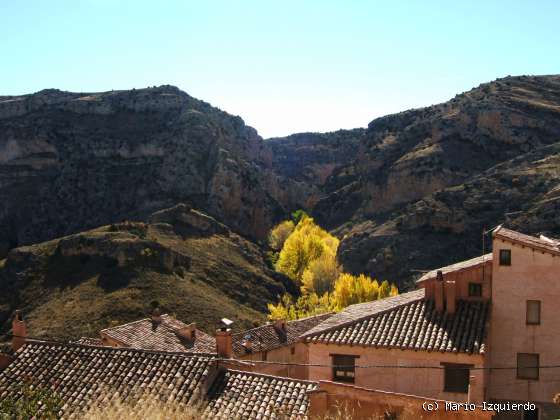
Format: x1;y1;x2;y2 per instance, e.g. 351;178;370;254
378;280;391;299
268;220;295;251
301;251;341;295
275;217;338;284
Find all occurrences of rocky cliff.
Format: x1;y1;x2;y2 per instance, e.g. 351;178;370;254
0;86;306;258
2;75;560;290
310;75;560;284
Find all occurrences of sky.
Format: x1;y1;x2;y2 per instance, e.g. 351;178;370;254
1;1;559;138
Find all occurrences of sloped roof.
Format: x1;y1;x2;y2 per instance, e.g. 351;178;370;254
232;313;332;356
0;341;215;416
303;290;489;355
417;253;493;283
0;341;318;419
302;291;425;339
204;370;317;419
100;314;216;353
494;226;560;256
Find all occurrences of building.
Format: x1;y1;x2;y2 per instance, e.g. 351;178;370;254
82;312;216;353
301;289;489;403
0;339;317;419
231;313;332;378
488;227;560;419
300;227;560;419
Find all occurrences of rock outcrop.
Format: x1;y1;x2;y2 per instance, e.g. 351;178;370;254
312;75;560;285
0;86;305;258
0;206;294;340
2;75;560;289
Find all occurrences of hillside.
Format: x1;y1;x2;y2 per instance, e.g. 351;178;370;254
309;75;560;284
0;86;307;259
1;75;560;293
0;204;294;340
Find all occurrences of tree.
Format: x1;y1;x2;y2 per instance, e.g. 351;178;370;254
268;220;295;251
275;217;338;284
378;280;391;299
332;273;379;310
291;209;309;225
301;251;341;295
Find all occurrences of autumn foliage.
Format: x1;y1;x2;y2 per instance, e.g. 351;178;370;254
268;213;398;320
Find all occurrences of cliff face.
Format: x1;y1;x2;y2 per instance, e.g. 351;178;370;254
2;76;560;289
310;75;560;284
0;86;304;257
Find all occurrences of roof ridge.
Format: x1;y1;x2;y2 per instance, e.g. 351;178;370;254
22;339;217;358
494;227;560;256
302;290;425;339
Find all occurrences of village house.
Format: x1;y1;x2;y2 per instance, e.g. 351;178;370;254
86;311;217;353
298;227;560;419
230;313;332;379
1;226;557;419
0;317;492;419
0;339;317;419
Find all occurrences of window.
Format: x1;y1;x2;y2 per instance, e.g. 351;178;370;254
523;407;539;420
261;351;267;361
290;346;295;355
332;355;357;383
517;353;539;380
526;300;541;325
499;249;511;266
443;363;470;393
468;282;482;297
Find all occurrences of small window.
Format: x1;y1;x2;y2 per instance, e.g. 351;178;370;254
526;300;541;325
332;355;357;383
517;353;539;380
499;249;511;266
261;351;267;361
468;283;482;297
443;363;470;393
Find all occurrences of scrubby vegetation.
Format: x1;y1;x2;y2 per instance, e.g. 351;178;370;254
0;381;62;419
267;212;398;320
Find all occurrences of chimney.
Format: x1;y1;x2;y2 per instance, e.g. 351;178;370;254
151;307;162;330
273;319;286;333
216;329;232;358
12;310;27;352
445;280;456;315
435;271;444;312
177;322;197;341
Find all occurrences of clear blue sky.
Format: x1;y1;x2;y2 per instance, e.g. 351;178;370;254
2;1;559;137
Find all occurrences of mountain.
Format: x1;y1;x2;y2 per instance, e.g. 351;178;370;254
0;204;294;340
306;75;560;284
0;86;307;259
2;75;560;296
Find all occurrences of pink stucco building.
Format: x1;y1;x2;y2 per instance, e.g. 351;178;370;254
296;227;560;419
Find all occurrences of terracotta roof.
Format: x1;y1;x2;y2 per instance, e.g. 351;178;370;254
0;341;318;419
303;290;489;354
302;291;425;339
417;253;493;283
0;341;215;416
232;313;332;356
73;337;105;346
494;226;560;256
204;369;317;419
100;314;216;353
